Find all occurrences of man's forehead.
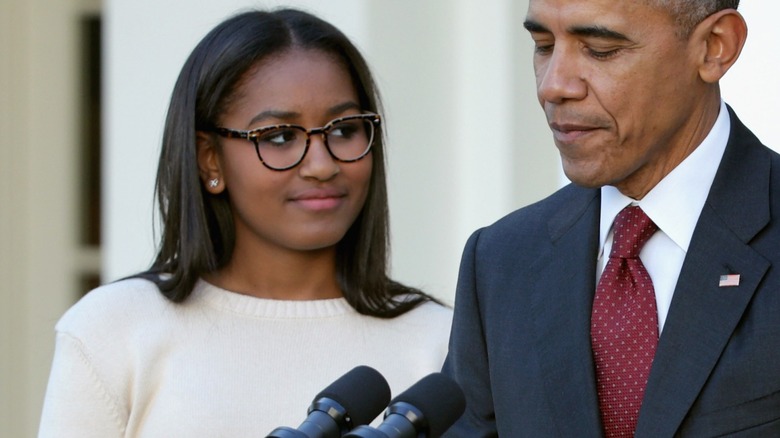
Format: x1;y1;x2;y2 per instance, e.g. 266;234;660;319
525;0;659;34
526;0;651;19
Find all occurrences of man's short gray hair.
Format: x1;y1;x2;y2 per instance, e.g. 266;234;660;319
651;0;740;37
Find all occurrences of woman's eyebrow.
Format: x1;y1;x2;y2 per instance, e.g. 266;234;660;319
248;110;299;127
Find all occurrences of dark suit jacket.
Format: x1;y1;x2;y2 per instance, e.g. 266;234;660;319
442;108;780;437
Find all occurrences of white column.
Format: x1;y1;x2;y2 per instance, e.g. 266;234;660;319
370;0;559;301
721;3;780;151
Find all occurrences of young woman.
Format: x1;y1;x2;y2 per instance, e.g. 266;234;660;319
39;9;451;437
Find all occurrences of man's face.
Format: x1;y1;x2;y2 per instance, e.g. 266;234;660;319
525;0;712;199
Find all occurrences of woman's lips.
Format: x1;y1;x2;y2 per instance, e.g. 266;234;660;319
289;189;346;211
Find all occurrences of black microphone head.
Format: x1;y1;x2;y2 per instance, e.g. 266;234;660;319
388;373;466;437
314;365;391;427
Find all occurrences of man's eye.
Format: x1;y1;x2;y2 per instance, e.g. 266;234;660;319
534;43;554;55
587;47;622;60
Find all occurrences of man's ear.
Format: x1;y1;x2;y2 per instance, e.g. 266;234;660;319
196;131;225;194
694;9;747;83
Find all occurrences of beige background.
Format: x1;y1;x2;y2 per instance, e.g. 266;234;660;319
1;1;777;436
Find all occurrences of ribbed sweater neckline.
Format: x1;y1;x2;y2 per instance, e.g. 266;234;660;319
190;278;354;319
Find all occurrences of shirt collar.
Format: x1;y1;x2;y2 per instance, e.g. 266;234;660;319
600;100;731;252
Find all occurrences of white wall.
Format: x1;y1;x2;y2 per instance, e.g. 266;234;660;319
104;1;778;304
721;3;780;151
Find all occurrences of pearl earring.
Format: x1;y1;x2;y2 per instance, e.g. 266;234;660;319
208;178;219;188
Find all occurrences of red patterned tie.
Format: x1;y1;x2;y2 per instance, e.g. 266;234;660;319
591;205;659;437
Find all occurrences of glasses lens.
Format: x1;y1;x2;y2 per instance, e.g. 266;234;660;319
254;126;307;170
326;117;374;161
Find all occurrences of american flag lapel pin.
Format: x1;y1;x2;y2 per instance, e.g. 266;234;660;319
719;274;741;287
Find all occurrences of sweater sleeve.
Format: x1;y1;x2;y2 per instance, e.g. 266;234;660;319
38;332;126;438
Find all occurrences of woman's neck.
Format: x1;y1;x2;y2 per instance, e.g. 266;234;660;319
205;245;342;300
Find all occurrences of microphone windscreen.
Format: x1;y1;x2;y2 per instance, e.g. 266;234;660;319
390;373;466;437
315;366;391;427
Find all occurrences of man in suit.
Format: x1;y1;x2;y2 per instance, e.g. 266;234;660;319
442;0;780;436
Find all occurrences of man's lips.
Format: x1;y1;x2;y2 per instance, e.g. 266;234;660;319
549;122;601;143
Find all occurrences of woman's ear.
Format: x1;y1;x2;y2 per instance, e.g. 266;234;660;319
197;131;225;194
695;9;747;83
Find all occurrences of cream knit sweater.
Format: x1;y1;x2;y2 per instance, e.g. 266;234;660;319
39;278;452;437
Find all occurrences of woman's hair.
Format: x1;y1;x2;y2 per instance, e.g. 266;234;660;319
134;8;440;317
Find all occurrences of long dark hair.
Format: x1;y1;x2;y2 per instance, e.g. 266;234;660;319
134;8;441;317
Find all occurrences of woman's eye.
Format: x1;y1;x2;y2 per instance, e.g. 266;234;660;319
259;129;299;146
330;122;359;139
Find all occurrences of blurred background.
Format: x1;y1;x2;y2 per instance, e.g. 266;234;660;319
1;0;777;435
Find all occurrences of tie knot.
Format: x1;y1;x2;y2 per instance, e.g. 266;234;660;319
609;206;657;259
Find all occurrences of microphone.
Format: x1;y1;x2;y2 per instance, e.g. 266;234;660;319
343;373;466;438
267;365;391;438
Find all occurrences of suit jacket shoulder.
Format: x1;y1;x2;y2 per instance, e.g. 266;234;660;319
476;183;599;254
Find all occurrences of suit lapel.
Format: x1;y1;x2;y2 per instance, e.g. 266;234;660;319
636;108;772;437
530;187;604;435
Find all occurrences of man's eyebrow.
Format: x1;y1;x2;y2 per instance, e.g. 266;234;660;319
522;20;631;43
569;25;631;41
523;19;548;33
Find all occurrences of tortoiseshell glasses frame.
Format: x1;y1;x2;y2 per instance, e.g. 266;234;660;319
205;113;381;171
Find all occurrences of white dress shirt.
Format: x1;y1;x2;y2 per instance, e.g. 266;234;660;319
598;100;731;334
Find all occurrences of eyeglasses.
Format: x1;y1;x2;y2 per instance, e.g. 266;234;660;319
206;113;380;171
